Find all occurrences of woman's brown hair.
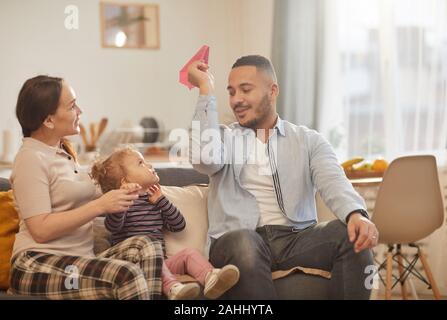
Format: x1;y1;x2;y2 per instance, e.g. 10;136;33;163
15;75;78;161
16;75;63;137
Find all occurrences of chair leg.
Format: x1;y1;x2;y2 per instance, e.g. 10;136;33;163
386;250;393;300
397;253;408;300
407;275;419;300
418;248;441;300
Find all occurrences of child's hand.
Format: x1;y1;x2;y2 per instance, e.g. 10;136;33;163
120;182;142;195
148;184;163;203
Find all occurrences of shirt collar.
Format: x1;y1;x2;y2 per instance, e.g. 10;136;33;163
274;116;286;137
233;115;286;137
23;137;70;157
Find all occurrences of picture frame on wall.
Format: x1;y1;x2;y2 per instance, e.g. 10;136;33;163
100;2;160;49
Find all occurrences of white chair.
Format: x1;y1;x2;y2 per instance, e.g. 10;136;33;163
372;155;444;299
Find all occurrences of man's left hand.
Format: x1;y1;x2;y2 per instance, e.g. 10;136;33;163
347;213;379;253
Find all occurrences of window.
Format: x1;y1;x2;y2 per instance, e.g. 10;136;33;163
323;0;447;163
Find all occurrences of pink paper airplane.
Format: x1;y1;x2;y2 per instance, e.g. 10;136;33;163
179;45;210;89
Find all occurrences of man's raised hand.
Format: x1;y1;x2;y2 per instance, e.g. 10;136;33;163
187;60;215;95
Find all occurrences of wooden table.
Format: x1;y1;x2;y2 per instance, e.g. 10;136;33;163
0;162;12;179
0;162;13;170
345;170;384;187
350;177;383;187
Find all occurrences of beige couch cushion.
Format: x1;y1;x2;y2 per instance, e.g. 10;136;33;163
162;185;209;258
93;217;111;255
315;192;337;222
92;185;209;257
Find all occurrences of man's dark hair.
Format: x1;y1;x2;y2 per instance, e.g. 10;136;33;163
232;55;277;83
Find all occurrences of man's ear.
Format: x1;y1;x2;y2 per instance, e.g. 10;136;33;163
43;116;55;129
271;83;279;98
270;83;279;100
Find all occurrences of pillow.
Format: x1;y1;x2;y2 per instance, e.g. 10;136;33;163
162;185;209;258
315;192;337;222
0;190;19;289
93;217;111;255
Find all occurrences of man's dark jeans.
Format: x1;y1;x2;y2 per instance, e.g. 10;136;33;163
209;220;374;299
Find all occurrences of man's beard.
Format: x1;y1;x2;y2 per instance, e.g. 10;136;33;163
238;94;272;129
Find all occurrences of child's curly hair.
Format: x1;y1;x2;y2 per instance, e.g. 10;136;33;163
90;146;136;193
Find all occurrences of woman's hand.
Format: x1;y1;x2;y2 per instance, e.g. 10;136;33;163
120;182;142;195
24;184;141;244
148;184;163;204
96;187;140;214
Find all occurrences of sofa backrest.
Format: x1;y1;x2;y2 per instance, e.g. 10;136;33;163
0;168;209;192
156;167;209;187
0;178;10;192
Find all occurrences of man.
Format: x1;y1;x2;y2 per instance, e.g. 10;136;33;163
187;55;378;299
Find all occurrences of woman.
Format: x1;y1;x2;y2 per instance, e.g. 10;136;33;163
8;75;164;299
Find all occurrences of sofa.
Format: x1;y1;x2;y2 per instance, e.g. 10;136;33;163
0;167;331;299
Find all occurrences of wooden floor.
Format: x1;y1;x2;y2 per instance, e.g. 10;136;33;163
371;289;447;300
376;294;447;300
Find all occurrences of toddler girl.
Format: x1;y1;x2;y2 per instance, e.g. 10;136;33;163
90;147;239;300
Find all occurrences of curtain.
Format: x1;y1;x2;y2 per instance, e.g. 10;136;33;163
271;0;324;129
273;0;447;164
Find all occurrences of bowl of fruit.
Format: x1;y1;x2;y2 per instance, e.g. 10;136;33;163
341;157;389;179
